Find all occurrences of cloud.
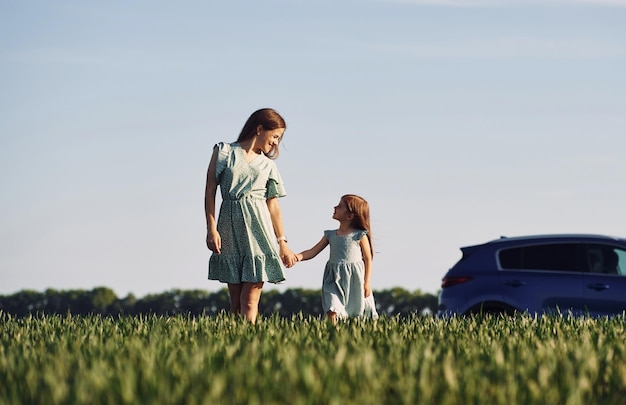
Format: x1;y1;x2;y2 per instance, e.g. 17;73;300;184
4;48;103;66
2;47;196;73
386;0;626;7
372;36;626;58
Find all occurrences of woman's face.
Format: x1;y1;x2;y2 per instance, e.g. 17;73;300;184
257;128;284;154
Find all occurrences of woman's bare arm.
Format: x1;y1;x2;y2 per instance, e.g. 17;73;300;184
205;146;220;253
267;197;297;267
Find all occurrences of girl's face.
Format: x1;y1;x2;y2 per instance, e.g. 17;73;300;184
333;199;352;222
256;127;284;154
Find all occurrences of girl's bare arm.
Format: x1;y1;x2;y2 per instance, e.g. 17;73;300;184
296;237;329;262
360;235;373;297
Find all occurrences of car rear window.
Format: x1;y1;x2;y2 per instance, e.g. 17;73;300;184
586;244;626;275
499;243;585;272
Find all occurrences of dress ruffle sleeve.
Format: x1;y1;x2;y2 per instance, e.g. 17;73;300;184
324;229;367;241
214;142;231;182
265;161;286;199
353;230;367;241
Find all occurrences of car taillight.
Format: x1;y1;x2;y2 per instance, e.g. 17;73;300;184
441;276;473;288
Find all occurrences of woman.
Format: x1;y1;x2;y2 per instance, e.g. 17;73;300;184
205;108;297;323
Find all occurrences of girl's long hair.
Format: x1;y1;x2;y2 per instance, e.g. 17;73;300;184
342;194;374;259
236;108;286;159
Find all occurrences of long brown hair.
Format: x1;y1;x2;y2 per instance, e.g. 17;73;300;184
236;108;286;159
342;194;374;259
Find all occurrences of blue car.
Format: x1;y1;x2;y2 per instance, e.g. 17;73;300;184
437;234;626;317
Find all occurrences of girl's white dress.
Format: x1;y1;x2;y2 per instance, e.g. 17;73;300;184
321;229;378;319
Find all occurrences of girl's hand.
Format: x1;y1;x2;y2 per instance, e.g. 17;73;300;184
207;230;221;254
364;283;372;298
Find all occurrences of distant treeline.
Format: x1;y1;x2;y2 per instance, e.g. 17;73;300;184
0;287;438;318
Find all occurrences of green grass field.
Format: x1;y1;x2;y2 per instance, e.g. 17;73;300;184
1;312;626;404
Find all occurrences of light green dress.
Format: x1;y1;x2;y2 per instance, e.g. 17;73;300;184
322;229;378;319
208;142;286;284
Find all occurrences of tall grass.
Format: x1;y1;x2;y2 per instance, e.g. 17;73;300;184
1;311;625;404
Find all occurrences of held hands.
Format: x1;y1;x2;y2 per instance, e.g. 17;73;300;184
279;242;298;268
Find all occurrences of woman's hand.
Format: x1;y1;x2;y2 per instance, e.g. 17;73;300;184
279;242;298;268
206;230;221;254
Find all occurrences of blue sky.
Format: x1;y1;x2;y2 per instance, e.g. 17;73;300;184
2;0;625;299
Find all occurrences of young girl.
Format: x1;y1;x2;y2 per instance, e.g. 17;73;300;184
296;194;378;323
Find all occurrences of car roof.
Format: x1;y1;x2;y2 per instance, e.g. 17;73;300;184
464;234;626;250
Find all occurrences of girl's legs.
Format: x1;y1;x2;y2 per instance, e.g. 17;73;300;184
228;282;264;323
326;310;338;325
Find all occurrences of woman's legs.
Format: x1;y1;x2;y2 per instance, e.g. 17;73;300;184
227;283;243;315
240;282;264;322
228;282;264;323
